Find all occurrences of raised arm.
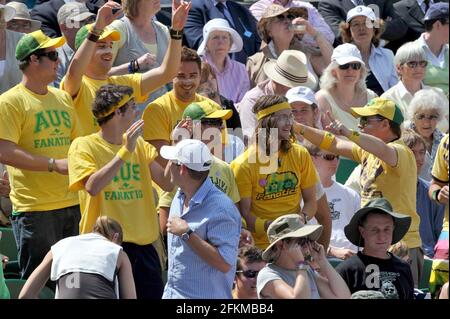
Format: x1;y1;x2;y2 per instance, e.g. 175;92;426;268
63;1;122;96
19;251;53;299
139;0;191;95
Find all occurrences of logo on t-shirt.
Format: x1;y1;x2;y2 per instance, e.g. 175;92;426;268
33;110;72;148
329;199;341;220
256;171;298;200
104;162;143;200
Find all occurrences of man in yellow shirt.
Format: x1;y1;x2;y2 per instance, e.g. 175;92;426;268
68;84;173;299
61;1;191;136
0;30;80;279
296;98;423;287
429;133;449;298
142;47;214;167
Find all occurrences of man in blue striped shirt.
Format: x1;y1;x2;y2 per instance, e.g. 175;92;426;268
160;139;241;299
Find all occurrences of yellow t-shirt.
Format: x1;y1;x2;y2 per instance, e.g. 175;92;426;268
231;143;319;249
431;134;449;231
68;133;159;245
351;140;421;248
158;156;240;208
0;84;80;212
60;74;146;136
142;91;209;142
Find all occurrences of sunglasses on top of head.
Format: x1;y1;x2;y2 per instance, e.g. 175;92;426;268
236;269;259;279
338;63;362;70
33;51;59;62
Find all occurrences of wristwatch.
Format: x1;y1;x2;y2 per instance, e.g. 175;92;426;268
181;229;193;242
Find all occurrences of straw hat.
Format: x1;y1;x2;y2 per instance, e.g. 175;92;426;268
6;2;41;29
0;3;16;22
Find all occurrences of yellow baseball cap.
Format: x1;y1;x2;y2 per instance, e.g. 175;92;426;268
15;30;65;61
75;23;120;49
351;98;404;125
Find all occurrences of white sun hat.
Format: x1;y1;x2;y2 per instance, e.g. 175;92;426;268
197;18;243;56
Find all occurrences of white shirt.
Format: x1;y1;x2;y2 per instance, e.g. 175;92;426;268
417;33;449;68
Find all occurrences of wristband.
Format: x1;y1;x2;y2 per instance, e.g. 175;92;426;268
319;132;335;150
255;217;267;237
432;189;441;203
117;146;132;162
348;130;361;143
169;28;183;40
91;26;104;36
87;32;100;43
298;125;306;136
297;261;308;271
48;158;55;172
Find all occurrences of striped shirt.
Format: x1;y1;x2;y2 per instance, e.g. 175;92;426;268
162;178;241;299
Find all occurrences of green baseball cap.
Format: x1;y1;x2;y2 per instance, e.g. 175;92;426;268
75;23;120;50
15;30;65;61
182;100;232;120
351;98;404;125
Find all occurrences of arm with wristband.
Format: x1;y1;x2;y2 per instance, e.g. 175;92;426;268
84;120;144;196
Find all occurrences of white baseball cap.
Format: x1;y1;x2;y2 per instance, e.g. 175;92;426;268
331;43;365;66
160;139;213;172
197;18;243;56
286;86;317;105
346;5;377;22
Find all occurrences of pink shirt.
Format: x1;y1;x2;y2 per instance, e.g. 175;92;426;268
204;54;250;104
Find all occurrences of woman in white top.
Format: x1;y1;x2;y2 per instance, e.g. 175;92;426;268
257;214;350;299
19;216;136;299
0;4;23;94
316;43;377;131
339;5;398;96
382;41;447;121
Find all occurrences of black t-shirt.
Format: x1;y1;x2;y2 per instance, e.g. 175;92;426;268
336;252;414;299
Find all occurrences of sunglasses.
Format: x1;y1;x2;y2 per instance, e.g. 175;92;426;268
405;60;428;68
34;51;59;62
275;14;296;21
236;269;259;279
414;113;439;121
201;118;223;127
316;154;340;161
359;116;384;127
338;63;362;70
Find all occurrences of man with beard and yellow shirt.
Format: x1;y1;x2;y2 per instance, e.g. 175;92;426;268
68;84;173;299
429;133;449;298
0;30;80;279
295;98;423;287
61;1;191;136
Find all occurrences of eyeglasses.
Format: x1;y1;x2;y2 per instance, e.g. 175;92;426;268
34;51;59;62
201;118;223;127
316;154;340;161
236;269;259;279
414;113;439;121
275;14;296;22
359;116;384;127
405;60;428;68
338;63;362;70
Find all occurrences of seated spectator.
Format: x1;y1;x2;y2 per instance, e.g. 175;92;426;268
197;18;249;104
305;142;360;260
109;0;171;112
401;129;445;259
406;89;448;180
238;49;316;141
416;3;449;95
6;1;40;33
247;4;332;89
340;6;398;96
318;0;407;46
316;43;377;131
197;61;242;130
335;198;415;299
249;0;335;49
257;214;351;299
382;41;447;122
231;95;319;249
19;216;136;299
233;246;266;299
54;1;96;87
0;3;23;94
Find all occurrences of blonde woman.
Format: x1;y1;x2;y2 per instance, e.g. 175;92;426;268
19;216;136;299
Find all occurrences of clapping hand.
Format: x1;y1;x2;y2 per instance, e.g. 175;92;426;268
94;1;123;31
125;119;144;153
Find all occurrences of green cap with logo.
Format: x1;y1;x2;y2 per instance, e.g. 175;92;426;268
15;30;65;61
182;100;232;120
75;23;120;50
351;98;404;125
